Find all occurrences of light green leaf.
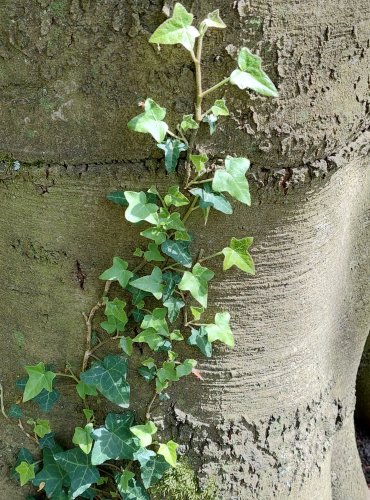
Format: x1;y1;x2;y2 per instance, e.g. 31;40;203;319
230;48;278;97
178;263;214;308
141;455;170;488
157;361;179;383
149;3;200;51
157;440;179;467
101;297;128;334
161;239;192;268
124;191;159;224
99;257;133;288
140;227;167;246
164;297;185;323
205;312;234;347
133;328;167;351
222;237;255;274
120;337;134;356
180;114;199;132
141;308;169;337
190;182;233;215
156;209;187;232
170;329;184;341
133;247;144;257
201;9;226;30
176;359;197;378
188;326;212;357
76;381;98;400
144;243;165;262
212;156;251;205
130;421;157;448
157;139;187;174
175;230;191;241
127;98;169;142
34;419;51;438
118;470;135;492
16;461;35;486
190;153;209;173
72;423;94;455
129;267;164;300
164;185;190;207
190;306;204;321
211;99;229;117
23;363;56;403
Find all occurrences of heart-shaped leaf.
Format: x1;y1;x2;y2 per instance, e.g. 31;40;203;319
212;156;251;205
178;263;214;308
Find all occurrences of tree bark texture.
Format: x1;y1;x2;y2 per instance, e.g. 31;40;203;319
0;1;369;499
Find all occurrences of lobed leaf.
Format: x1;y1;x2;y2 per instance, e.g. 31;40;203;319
212;156;251;205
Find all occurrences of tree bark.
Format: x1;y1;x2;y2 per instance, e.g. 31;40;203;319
0;1;369;499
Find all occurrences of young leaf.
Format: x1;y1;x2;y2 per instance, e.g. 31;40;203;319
133;328;167;351
129;267;164;300
190;153;209;173
144;243;165;262
201;9;226;30
23;363;56;403
101;297;128;334
140;227;167;246
212;156;251;205
176;359;197;378
106;191;128;206
203;113;217;135
230;48;278;97
33;448;68;498
157;440;179;468
180;114;199;132
149;3;200;52
164;185;190;207
117;470;135;492
80;355;130;408
124;191;159;224
157;361;179;383
178;263;214;308
141;308;170;337
157;209;187;232
211;99;229;117
157;139;187;174
73;423;94;455
99;257;133;289
190;306;204;321
130;421;157;448
161;239;192;268
16;461;35;486
189;183;233;215
222;237;255;274
127;98;169;142
54;448;100;499
141;455;170;488
34;419;51;438
76;381;98;400
188;327;212;357
205;312;234;347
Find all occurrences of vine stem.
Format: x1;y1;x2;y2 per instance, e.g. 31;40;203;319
202;77;230;97
55;372;80;383
182;195;199;223
146;392;158;420
186;176;214;188
0;384;9;420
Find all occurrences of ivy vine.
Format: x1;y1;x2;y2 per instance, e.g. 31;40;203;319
4;4;278;499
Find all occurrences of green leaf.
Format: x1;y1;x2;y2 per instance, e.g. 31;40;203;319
34;419;51;438
128;98;169;142
175;230;191;241
133;247;144;257
162;271;182;302
130;421;157;448
180;114;199;132
23;363;56;403
205;312;234;347
157;209;187;232
101;297;129;334
212;156;251;205
149;3;200;51
16;461;35;486
201;9;226;30
203;113;217;135
127;280;152;306
164;185;190;207
76;381;98;400
230;48;278;97
91;412;140;465
124;191;159;224
157;361;179;383
190;153;208;173
140;455;170;488
80;355;130;408
118;470;135;492
141;308;169;337
54;448;100;499
157;139;187;174
140;227;167;246
161;239;192;268
178;263;214;308
222;237;255;274
157;440;179;468
83;409;95;422
106;191;128;206
138;365;157;382
120;337;134;356
164;296;185;323
34;448;68;498
188;326;212;357
9;404;23;419
73;423;94;454
129;267;164;300
116;473;150;500
99;257;134;289
133;329;167;351
190;306;204;321
144;243;165;262
170;330;184;341
176;359;197;378
34;388;60;413
133;447;156;466
211;99;229;117
190;183;233;215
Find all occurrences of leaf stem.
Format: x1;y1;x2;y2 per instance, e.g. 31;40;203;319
182;196;199;223
198;251;223;264
55;372;80;383
202;77;230;97
167;130;183;142
187;177;214;188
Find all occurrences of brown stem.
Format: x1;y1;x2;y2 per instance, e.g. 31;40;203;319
146;392;158;420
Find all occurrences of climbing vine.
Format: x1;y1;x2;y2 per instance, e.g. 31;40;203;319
5;4;278;499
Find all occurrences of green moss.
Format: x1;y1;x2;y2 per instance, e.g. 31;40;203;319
151;461;218;500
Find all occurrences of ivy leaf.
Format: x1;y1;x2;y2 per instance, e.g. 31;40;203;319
99;257;133;289
80;355;130;408
130;421;157;448
129;267;164;300
203;114;217;135
76;381;98;400
120;337;134;356
133;448;156;467
124;191;159;225
176;359;197;378
178;263;214;308
201;9;226;30
144;243;165;262
73;423;94;455
141;308;170;337
116;473;150;500
175;230;191;241
16;461;35;486
222;237;255;274
106;191;128;206
149;3;200;51
117;470;135;492
54;448;100;499
212;156;251;205
39;432;59;450
164;296;185;323
157;440;179;468
211;99;229;117
34;419;51;438
190;183;233;215
138;363;157;382
205;312;234;347
230;48;278;97
33;388;60;413
161;240;192;268
164;185;190;207
157;209;187;232
140;227;167;246
128;98;168;142
162;271;182;302
91;412;140;465
157;361;179;383
190;153;208;173
127;279;152;306
170;330;184;341
133;328;167;351
101;297;128;334
140;455;170;488
33;448;68;498
180;114;199;132
23;363;56;403
188;327;212;357
157;139;187;174
190;306;204;321
9;404;23;419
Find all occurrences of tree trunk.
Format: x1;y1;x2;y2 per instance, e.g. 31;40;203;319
0;1;369;499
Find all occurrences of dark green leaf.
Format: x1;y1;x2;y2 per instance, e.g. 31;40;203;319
141;455;170;488
164;296;185;323
106;191;128;206
188;327;212;357
190;182;233;215
138;365;157;382
162;272;181;302
116;474;150;500
33;448;69;498
157;139;187;174
33;388;60;412
9;404;22;419
161;240;192;268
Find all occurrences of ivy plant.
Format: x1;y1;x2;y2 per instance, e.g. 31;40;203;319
5;4;278;499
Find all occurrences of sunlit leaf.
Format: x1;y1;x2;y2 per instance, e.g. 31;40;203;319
157;440;179;467
222;237;255;274
164;186;190;207
130;421;157;448
190;153;208;173
128;98;169;142
129;267;164;300
16;461;35;486
212;156;251;205
178;263;214;307
99;257;133;289
23;363;56;403
205;312;234;347
180;114;199;132
73;423;94;455
124;191;159;224
190;182;232;215
188;326;212;357
211;99;229;117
